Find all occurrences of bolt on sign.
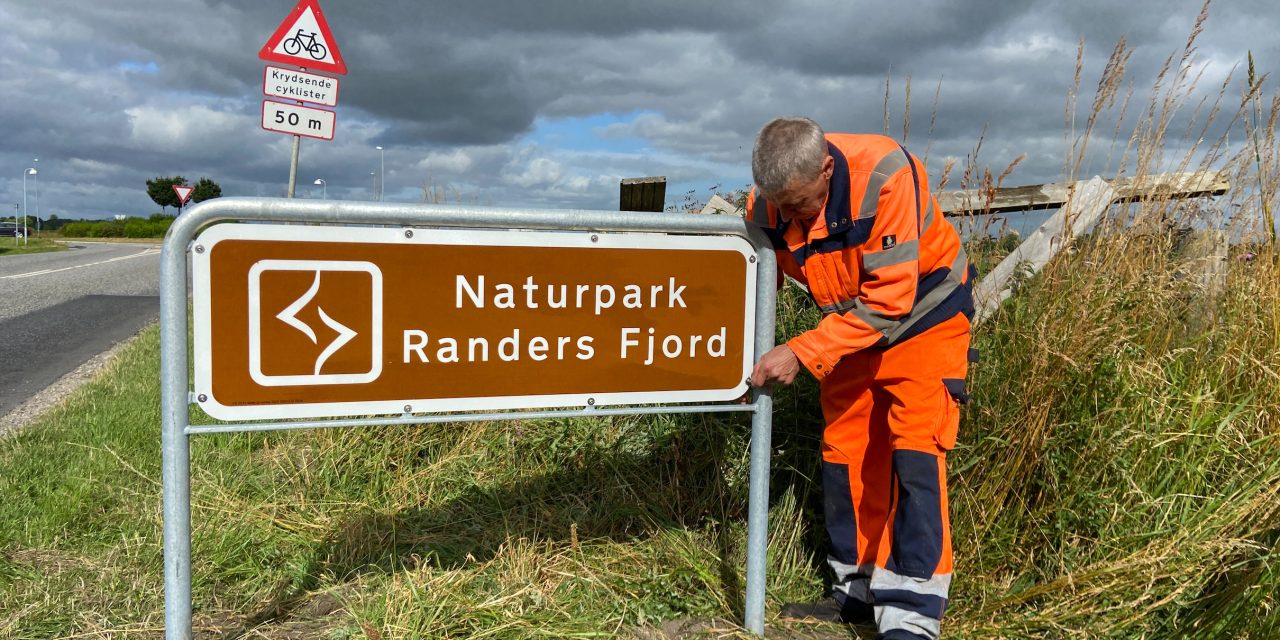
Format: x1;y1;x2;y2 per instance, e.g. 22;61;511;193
192;224;757;421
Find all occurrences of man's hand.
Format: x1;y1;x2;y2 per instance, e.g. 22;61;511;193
751;344;803;388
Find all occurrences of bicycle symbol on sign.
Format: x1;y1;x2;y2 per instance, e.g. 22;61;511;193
282;29;328;60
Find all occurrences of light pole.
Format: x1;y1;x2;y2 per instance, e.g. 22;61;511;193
33;158;39;236
313;178;326;200
22;167;36;245
375;145;385;201
370;172;376;201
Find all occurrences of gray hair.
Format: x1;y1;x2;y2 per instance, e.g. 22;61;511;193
751;117;827;196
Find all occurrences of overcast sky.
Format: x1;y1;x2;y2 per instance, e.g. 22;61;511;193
0;0;1273;220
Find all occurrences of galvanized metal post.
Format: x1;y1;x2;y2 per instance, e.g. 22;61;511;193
160;229;193;639
159;198;777;639
743;243;777;636
287;135;300;198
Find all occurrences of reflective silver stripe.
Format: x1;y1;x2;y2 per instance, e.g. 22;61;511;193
833;579;871;603
882;248;969;342
952;245;969;277
828;556;875;579
851;303;902;336
922;198;936;231
819;297;905;337
862;239;919;272
821;246;969;342
828;556;874;602
820;299;854;315
876;604;942;639
818;296;902;334
821;246;962;317
883;275;962;344
858;151;911;218
870;567;951;598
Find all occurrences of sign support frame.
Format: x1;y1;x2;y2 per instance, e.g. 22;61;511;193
159;198;777;638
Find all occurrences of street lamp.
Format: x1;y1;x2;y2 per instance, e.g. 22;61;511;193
21;167;36;245
313;178;326;200
32;158;39;236
375;146;385;201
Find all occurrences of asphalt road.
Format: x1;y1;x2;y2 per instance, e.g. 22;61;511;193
0;241;161;418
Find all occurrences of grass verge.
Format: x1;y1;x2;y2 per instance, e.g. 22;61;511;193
0;238;66;256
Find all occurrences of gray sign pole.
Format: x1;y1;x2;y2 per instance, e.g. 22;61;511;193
743;308;775;632
159;198;777;638
159;220;193;638
286;135;300;198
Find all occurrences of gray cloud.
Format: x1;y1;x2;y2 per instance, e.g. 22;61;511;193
0;0;1273;219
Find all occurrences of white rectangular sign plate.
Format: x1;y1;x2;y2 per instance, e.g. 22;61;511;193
262;65;340;107
261;100;336;140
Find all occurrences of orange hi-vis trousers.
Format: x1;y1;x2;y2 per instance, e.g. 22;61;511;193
819;313;970;640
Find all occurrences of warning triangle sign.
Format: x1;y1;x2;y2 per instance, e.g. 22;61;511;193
259;0;347;75
173;185;194;205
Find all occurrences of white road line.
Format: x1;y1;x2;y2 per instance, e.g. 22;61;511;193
0;248;161;280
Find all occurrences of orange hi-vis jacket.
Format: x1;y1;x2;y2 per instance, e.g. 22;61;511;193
747;133;975;380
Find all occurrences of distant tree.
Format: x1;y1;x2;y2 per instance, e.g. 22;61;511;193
146;176;188;213
191;177;222;203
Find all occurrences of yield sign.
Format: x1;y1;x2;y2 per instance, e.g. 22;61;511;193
173;185;194;206
258;0;347;75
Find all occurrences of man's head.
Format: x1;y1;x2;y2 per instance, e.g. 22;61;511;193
752;116;835;220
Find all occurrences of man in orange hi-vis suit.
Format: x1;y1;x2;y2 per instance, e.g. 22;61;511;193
747;117;974;640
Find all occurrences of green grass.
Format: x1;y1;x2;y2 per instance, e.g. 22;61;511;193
0;323;820;639
2;228;1277;638
0;237;66;256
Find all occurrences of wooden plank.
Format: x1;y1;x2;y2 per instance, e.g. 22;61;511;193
938;171;1229;215
973;177;1117;324
698;194;744;216
619;176;667;212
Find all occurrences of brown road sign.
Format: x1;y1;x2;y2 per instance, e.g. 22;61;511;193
192;224;757;420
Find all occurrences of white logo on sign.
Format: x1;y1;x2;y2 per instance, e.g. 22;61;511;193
248;259;383;387
275;271;358;375
272;7;335;64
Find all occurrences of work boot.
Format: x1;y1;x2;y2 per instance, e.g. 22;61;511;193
779;596;874;625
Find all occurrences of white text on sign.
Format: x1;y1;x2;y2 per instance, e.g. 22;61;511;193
400;274;722;367
261;100;336;140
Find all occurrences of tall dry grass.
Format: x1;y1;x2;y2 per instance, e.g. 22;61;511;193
944;3;1280;637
